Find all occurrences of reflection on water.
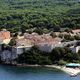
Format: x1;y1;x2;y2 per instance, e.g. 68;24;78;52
0;65;80;80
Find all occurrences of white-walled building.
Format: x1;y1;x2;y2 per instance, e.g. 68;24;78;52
37;42;61;52
12;45;33;55
15;33;62;53
37;44;54;52
69;46;80;53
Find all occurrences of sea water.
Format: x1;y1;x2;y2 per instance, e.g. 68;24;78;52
0;65;80;80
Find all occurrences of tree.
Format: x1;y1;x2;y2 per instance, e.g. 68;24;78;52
58;60;67;65
17;46;52;65
9;38;16;46
65;28;72;33
50;47;63;62
54;26;60;32
34;28;43;35
64;34;74;41
50;32;57;38
74;35;80;40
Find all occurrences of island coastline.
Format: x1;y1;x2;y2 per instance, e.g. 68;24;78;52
2;63;80;76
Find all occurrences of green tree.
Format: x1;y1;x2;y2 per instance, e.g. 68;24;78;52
50;32;57;38
17;46;52;65
9;38;16;46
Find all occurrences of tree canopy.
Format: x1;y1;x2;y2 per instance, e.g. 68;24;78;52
0;0;80;33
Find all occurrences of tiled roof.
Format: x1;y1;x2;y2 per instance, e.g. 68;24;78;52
72;29;80;33
0;30;10;41
17;33;61;46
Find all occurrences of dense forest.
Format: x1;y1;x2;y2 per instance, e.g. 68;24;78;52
0;0;80;33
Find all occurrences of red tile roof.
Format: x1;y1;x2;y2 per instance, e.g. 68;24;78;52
20;33;61;46
72;29;80;33
0;30;10;40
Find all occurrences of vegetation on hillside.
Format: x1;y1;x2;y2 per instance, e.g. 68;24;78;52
17;46;80;65
0;0;80;33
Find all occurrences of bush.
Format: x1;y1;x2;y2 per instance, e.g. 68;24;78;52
58;60;67;65
9;38;16;46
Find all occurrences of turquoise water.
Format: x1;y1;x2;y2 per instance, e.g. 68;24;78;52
0;65;80;80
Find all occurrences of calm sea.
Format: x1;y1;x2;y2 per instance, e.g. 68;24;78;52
0;65;80;80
